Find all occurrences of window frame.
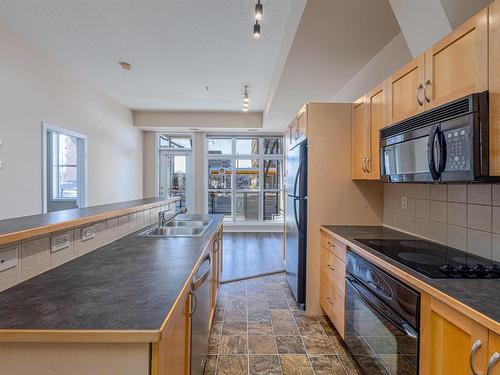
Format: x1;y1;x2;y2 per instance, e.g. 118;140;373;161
206;135;283;223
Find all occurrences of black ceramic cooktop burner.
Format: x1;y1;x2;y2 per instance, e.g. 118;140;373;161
355;239;500;279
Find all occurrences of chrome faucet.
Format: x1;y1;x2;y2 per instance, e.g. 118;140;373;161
158;207;188;227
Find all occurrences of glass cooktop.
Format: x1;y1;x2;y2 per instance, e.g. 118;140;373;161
355;239;500;279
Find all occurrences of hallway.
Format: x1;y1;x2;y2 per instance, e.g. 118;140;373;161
221;233;284;282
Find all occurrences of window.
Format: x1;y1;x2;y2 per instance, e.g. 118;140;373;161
206;136;283;223
159;135;192;149
43;124;86;213
52;133;78;199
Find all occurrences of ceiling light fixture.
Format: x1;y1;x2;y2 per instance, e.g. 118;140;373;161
119;61;131;71
253;20;261;39
255;0;263;20
242;85;250;112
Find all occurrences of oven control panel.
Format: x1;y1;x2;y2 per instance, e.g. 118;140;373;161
444;127;471;171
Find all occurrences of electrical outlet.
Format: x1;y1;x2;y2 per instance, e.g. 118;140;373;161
401;196;408;210
51;232;71;253
0;246;17;272
81;226;95;242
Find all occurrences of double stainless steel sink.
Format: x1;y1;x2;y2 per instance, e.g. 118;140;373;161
138;220;213;238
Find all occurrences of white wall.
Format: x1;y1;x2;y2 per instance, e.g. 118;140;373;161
331;33;412;103
0;21;143;220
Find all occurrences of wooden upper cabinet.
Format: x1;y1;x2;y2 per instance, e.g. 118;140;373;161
352;96;370;180
366;84;387;180
386;54;425;124
297;106;308;142
490;0;500;176
424;8;488;109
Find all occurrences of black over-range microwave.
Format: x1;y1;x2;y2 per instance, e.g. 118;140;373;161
380;92;490;183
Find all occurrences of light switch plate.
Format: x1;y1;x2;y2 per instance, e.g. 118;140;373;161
0;246;18;272
81;226;95;242
51;232;71;253
401;196;408;210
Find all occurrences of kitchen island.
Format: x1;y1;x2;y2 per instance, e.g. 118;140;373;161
0;211;224;375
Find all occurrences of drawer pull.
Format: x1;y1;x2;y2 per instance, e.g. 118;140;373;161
327;264;335;271
327;241;334;247
470;339;482;375
326;296;334;306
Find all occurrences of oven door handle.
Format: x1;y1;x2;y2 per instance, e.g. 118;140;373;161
346;276;418;339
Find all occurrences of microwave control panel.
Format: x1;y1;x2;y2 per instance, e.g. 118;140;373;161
444;127;471;171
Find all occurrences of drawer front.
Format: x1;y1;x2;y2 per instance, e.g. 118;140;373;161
320;271;345;338
320;245;345;294
320;233;347;262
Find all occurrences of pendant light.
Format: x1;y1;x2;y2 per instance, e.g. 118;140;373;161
243;85;250;112
255;0;263;21
253;20;261;39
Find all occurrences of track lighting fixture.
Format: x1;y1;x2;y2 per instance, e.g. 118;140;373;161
255;0;263;21
253;20;261;39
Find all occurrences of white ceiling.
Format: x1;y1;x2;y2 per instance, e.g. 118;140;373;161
0;0;297;112
263;0;401;131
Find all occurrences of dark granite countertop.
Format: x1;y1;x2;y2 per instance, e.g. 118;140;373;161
0;214;223;332
0;197;178;245
322;225;500;324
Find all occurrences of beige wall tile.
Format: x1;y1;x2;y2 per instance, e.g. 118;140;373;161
107;218;119;242
393;184;404;198
118;215;129;237
392;214;405;231
136;211;144;229
403;216;416;233
404;198;416;217
391;197;401;215
94;221;107;249
415;199;430;220
0;244;21;292
21;236;50;280
447;203;467;227
467;229;491;259
468;184;491;205
415;219;431;239
430;221;446;245
430;185;447;201
383;183;392;198
446;225;467;251
492;234;500;262
383;197;391;214
447;185;467;203
492;207;500;234
404;185;416;199
50;231;74;267
430;201;447;223
467;205;491;232
415;185;430;200
492;185;500;206
383;211;393;227
73;228;93;257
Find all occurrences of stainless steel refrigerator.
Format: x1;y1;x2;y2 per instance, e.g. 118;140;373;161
285;140;307;307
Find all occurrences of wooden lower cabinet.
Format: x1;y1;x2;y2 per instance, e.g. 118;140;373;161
489;331;500;375
319;231;346;338
152;276;192;375
420;295;493;375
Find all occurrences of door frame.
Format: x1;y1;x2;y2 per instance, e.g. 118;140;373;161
158;138;195;212
42;122;88;213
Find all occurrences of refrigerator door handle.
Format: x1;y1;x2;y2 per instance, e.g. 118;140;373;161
293;162;302;197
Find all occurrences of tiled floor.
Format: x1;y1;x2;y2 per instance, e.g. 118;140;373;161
203;273;374;375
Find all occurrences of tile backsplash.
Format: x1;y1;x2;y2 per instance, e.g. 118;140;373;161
383;184;500;262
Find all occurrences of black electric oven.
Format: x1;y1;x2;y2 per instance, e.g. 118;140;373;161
380;92;489;183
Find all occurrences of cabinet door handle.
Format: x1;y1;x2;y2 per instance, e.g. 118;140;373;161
470;339;482;375
424;79;432;103
362;158;368;173
327;264;335;271
365;157;370;173
416;83;424;106
326;296;334;306
487;352;500;375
